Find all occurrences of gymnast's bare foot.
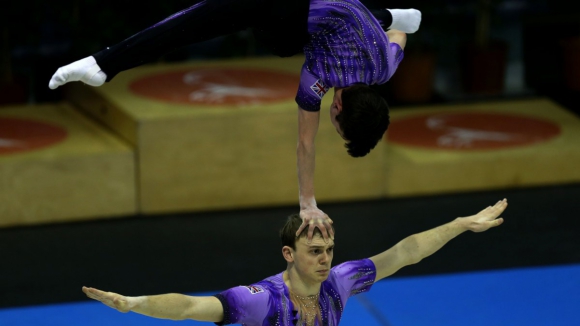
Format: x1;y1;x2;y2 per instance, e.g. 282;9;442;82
48;56;107;89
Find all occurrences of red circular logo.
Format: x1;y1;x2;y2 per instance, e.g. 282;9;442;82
387;112;561;150
129;68;299;106
0;117;68;155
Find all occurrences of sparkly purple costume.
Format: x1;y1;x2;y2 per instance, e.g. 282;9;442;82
296;0;405;111
92;0;401;109
214;259;376;326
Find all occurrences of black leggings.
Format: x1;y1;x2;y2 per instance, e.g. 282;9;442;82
93;0;311;81
93;0;391;82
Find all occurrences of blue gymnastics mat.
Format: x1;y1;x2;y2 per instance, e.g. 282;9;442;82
1;264;578;326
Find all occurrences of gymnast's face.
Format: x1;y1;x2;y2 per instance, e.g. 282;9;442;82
291;235;335;283
330;88;345;139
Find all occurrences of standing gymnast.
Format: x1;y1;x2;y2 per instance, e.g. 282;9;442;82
82;199;507;326
48;0;422;241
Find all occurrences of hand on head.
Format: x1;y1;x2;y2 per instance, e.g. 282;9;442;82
297;208;334;243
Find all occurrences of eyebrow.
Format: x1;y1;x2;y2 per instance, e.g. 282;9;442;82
308;244;335;249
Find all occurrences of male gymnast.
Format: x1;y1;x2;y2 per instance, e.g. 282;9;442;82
48;0;422;240
83;199;507;325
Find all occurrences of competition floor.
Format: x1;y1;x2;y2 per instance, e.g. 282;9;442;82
2;56;580;325
2;182;580;325
1;264;579;325
3;56;580;227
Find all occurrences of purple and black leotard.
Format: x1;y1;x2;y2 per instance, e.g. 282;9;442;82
296;0;404;111
92;0;403;109
214;259;376;326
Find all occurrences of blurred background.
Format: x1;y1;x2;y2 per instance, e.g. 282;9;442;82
1;0;580;325
2;0;580;107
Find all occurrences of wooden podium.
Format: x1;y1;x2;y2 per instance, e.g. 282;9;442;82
65;56;385;214
0;103;136;227
55;53;580;216
383;98;580;196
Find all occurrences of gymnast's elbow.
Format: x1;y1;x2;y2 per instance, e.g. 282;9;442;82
398;235;423;266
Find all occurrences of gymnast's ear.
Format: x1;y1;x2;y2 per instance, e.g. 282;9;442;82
333;88;344;112
282;246;294;263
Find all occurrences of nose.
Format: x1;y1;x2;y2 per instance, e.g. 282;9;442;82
320;251;329;264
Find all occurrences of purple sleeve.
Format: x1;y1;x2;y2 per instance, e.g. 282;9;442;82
295;65;328;111
214;285;270;325
386;42;405;80
329;258;377;302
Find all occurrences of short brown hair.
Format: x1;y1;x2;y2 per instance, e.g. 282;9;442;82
337;84;390;157
279;214;334;249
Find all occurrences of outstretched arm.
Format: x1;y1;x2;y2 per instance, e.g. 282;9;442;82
82;287;223;322
370;199;507;281
296;107;334;242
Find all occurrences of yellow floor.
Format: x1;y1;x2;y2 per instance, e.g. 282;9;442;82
0;103;136;227
66;56;385;214
53;57;580;216
384;98;580;196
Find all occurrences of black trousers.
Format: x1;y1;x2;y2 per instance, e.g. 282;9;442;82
93;0;391;82
93;0;311;81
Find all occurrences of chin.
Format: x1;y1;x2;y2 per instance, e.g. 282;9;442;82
315;271;330;281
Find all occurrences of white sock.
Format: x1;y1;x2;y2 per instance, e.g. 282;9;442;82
387;9;422;34
48;56;107;89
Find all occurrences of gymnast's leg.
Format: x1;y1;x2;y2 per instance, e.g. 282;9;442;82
48;0;262;89
370;8;422;33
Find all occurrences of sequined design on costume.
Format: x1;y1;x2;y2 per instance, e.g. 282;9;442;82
214;259;376;325
296;0;404;111
348;270;375;280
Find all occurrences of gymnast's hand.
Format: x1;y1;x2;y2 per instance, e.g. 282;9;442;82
297;207;334;243
460;199;507;233
82;286;136;313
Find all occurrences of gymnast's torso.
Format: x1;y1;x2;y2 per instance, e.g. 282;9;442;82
296;0;405;111
214;259;376;326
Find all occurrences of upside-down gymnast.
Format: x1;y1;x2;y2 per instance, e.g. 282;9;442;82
48;0;422;240
82;199;507;326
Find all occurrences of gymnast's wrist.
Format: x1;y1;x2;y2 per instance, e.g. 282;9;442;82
299;196;317;210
